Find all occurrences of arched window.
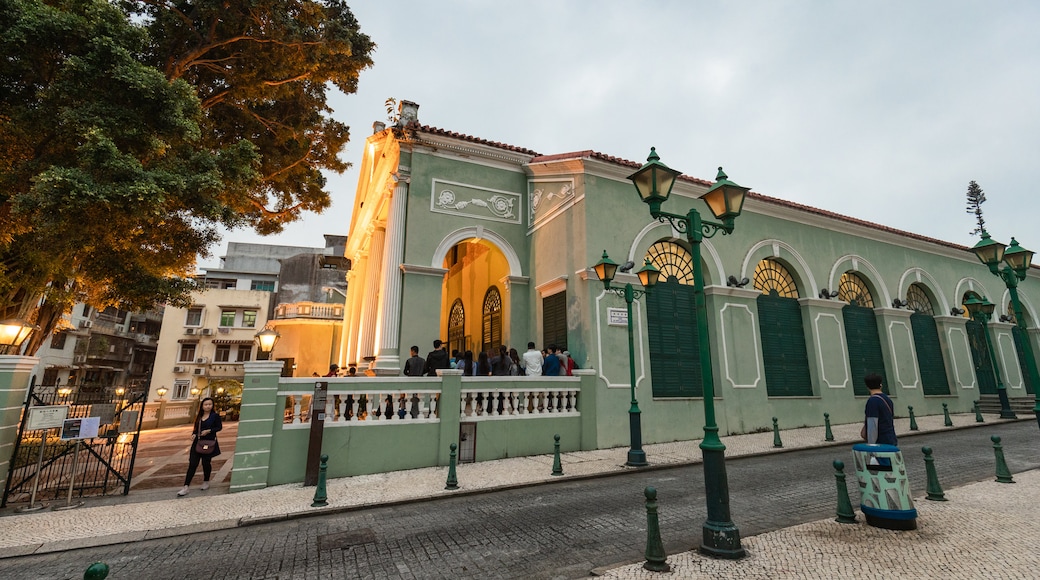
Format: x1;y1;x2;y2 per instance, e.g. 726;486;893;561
645;241;694;285
838;271;886;395
838;272;874;308
481;287;502;354
906;283;934;315
753;258;811;396
448;299;465;355
753;258;799;298
905;283;949;395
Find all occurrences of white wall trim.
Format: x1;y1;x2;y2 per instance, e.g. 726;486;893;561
430;226;523;277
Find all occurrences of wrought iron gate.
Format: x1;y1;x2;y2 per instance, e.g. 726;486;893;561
2;382;147;507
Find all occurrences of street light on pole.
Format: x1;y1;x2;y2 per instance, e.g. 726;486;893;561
0;319;38;355
963;294;1017;419
628;147;750;559
591;252;660;467
971;231;1040;428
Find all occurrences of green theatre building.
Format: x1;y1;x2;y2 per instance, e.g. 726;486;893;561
228;100;1038;490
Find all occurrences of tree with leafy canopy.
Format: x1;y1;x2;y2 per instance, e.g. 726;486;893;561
0;0;374;355
966;180;987;237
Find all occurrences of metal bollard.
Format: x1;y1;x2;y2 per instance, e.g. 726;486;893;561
974;400;985;423
84;562;109;580
833;460;857;524
772;417;783;448
310;454;329;507
551;434;564;476
445;443;459;490
908;406;919;431
942;403;953;427
991;435;1014;484
824;413;834;442
922;447;946;501
643;486;670;572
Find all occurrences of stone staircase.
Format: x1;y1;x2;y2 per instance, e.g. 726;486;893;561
977;394;1037;416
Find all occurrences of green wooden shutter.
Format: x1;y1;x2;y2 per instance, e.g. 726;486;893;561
757;293;812;396
910;313;950;395
966;320;997;394
842;305;889;396
1012;326;1035;395
542;292;567;351
646;277;702;397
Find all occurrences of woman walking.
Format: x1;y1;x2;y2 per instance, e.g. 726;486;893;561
178;397;222;496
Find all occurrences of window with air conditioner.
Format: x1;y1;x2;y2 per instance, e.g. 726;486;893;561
178;343;196;362
185;307;203;327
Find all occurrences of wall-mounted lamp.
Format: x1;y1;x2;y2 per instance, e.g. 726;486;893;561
818;288;839;299
727;275;750;288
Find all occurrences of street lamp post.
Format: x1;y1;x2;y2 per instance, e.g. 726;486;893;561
628;147;750;559
963;295;1017;419
591;252;661;467
0;319;39;355
971;231;1040;428
254;327;281;361
156;386;168;401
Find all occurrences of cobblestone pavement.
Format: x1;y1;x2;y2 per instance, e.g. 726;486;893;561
0;419;1036;579
600;469;1040;580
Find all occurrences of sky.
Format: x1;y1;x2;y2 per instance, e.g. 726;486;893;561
202;1;1040;267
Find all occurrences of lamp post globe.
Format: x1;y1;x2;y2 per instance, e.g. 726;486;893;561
629;148;748;559
1003;238;1034;278
971;230;1007;268
0;319;38;353
254;327;281;360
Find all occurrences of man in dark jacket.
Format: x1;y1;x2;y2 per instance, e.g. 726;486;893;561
424;339;450;376
403;346;425;377
542;345;561;376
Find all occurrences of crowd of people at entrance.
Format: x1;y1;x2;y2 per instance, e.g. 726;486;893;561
404;340;577;377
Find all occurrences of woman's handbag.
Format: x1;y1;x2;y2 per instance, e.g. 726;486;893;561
195;438;217;455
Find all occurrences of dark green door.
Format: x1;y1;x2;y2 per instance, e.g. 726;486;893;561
1012;326;1035;395
910;313;950;395
646;276;702;397
757;291;812;396
966;320;997;395
843;305;889;396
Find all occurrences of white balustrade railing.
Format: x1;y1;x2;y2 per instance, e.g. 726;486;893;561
279;389;441;427
459;387;580;420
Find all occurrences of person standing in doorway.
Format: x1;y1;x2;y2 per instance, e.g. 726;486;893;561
863;373;897;446
178;397;222;496
403;346;425;377
424;339;450;376
522;342;543;376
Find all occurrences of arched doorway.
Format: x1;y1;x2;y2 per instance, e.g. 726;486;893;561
440;239;510;355
962;291;997;395
906;283;950;395
754;258;812;397
644;241;701;397
838;272;889;395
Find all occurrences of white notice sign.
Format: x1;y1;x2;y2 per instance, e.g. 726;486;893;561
26;406;70;431
61;416;101;440
607;307;628;326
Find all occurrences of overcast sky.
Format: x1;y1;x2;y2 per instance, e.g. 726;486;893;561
203;1;1040;267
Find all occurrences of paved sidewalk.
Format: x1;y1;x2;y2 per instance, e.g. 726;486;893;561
0;411;1019;559
598;468;1040;579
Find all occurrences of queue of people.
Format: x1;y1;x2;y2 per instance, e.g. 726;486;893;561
407;339;577;377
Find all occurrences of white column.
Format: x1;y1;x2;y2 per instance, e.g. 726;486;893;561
372;180;410;374
338;268;358;367
356;227;386;364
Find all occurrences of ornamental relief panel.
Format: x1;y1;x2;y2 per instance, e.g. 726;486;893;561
528;179;577;228
430;179;522;224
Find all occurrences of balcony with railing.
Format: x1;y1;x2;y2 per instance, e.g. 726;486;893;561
273;302;344;320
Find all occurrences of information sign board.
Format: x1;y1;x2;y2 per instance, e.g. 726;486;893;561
26;406;70;431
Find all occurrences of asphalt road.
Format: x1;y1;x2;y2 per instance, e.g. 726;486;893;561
3;421;1038;580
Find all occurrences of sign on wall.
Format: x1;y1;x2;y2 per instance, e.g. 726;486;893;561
607;307;628;326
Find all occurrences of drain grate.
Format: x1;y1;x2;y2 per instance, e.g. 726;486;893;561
318;528;377;551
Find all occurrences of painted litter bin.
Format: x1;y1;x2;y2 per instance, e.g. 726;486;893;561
851;443;917;530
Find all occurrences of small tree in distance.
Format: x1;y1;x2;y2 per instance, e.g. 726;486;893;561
966;180;987;237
